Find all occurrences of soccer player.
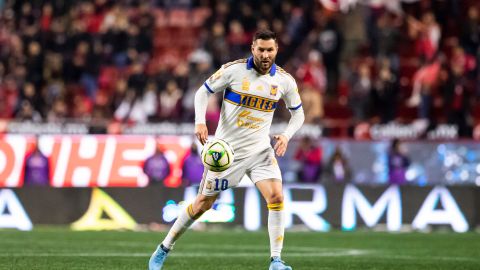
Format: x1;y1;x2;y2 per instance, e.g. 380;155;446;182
149;29;304;270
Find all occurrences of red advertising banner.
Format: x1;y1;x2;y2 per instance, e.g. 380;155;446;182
0;135;191;188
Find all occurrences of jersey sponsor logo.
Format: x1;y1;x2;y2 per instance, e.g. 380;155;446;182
270;85;278;96
238;110;264;122
236;110;264;129
256;85;264;91
224;88;278;112
237;120;260;129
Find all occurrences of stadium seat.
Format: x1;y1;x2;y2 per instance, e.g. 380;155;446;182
168;9;190;27
154;9;168;27
192;7;212;27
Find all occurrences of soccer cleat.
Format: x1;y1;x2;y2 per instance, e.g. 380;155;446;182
269;257;292;270
148;244;169;270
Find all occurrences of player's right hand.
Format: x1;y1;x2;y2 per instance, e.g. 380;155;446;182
195;124;208;145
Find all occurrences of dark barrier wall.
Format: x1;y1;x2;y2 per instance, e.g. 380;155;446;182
1;184;478;232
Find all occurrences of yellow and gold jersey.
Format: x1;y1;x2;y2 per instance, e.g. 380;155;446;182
203;57;302;160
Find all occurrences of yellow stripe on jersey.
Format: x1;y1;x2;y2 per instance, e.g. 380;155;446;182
224;88;278;112
276;66;297;84
223;58;248;69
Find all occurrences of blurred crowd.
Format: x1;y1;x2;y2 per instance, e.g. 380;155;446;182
1;0;480;137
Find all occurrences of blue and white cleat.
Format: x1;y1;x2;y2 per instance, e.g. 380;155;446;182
148;244;169;270
269;257;292;270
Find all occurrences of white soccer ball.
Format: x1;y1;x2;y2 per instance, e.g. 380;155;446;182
201;138;235;172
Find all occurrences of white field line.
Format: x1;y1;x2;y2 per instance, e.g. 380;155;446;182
1;242;478;263
0;250;368;258
0;251;477;263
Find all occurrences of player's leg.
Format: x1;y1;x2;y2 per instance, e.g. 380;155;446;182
256;180;292;270
148;194;217;270
149;150;246;269
162;193;218;249
250;149;292;270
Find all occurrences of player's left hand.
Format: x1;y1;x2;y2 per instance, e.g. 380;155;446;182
273;134;288;157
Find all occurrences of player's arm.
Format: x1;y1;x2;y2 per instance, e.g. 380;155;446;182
194;67;229;144
273;79;305;157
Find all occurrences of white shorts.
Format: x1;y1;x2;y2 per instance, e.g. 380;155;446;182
199;147;282;196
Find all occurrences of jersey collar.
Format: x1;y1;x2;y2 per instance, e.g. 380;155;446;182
247;56;276;76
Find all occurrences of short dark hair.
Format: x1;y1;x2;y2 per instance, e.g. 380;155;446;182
253;29;277;43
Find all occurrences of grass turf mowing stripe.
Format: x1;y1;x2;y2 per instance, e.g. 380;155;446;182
0;229;479;270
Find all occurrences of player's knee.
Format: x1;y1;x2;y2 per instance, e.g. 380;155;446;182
266;193;284;204
193;197;215;215
198;200;214;212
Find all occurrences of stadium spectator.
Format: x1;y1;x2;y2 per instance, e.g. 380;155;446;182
172;62;189;94
238;2;256;34
110;79;128;114
442;64;472;137
71;93;93;120
182;51;214;122
325;145;352;184
15;82;43;116
387;139;411;185
47;99;68;123
374;12;401;71
206;22;229;68
0;78;17;120
227;20;250;60
407;56;441;121
311;15;343;96
450;45;476;78
114;86;156;123
461;6;480;55
294;136;322;183
128;61;148;96
25;41;43;87
143;143;171;185
349;62;373;122
296;50;327;94
89;105;109;134
157;79;182;122
299;83;324;124
15;100;42;122
24;137;50;186
181;142;204;187
372;58;398;123
408;12;441;61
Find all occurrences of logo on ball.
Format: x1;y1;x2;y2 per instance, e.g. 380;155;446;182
201;139;235;172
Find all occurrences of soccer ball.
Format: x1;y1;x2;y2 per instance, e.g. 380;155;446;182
201;138;235;172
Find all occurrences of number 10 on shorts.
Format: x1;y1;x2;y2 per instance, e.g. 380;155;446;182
214;178;229;191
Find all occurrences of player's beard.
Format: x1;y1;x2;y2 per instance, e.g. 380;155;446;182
254;56;275;74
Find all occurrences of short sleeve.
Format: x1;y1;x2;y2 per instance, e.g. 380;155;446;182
282;77;302;110
203;66;230;94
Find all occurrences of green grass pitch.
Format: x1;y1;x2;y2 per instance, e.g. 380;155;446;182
0;228;479;269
